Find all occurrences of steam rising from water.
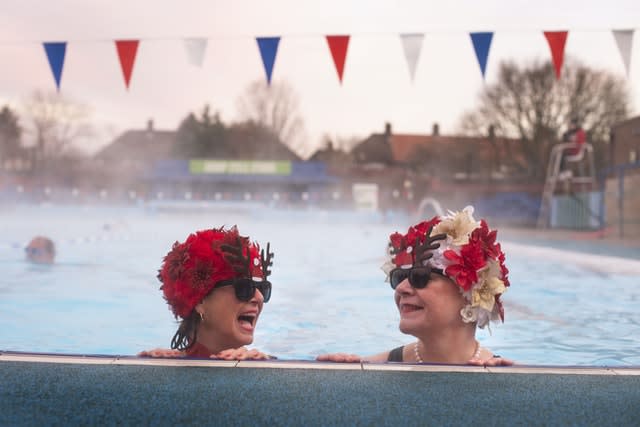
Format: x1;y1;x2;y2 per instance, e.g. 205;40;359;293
0;203;638;365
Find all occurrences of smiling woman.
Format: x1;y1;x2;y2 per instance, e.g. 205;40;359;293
318;206;513;366
140;226;275;360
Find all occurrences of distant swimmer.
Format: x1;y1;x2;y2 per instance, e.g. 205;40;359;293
25;236;56;264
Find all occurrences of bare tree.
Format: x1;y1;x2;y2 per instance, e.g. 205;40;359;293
0;105;22;158
22;90;94;162
236;80;307;155
459;59;629;180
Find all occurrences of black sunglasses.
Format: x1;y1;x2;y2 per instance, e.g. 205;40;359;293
389;266;444;290
217;278;272;303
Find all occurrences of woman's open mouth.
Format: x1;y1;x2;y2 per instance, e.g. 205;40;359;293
237;312;258;331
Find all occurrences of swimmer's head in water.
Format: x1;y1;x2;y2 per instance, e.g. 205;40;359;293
382;206;510;329
25;236;56;264
157;226;273;319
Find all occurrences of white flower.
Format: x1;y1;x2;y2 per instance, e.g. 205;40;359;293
380;260;395;281
471;274;506;313
432;206;479;246
460;305;477;323
476;310;492;329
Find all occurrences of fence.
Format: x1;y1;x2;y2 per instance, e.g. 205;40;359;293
600;160;640;239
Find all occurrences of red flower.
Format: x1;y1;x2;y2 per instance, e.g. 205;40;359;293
412;217;440;239
190;259;215;289
443;241;486;291
389;232;405;252
497;243;510;286
405;227;421;249
161;241;190;282
469;220;500;260
393;251;413;267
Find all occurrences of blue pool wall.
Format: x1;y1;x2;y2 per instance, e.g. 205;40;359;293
1;360;639;426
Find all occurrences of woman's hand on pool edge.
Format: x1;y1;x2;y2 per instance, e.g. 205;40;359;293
467;355;514;367
137;348;185;358
211;347;275;360
316;353;362;363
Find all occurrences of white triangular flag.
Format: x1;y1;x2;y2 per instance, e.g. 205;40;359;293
400;33;424;82
183;38;207;67
613;30;633;77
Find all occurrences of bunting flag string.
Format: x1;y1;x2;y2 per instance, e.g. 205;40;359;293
115;40;140;90
27;28;638;92
400;33;424;83
544;31;568;80
326;35;350;84
470;32;493;80
183;38;207;67
43;42;67;91
256;37;281;85
613;30;634;77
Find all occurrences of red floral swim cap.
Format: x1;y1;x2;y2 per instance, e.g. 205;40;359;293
157;226;268;318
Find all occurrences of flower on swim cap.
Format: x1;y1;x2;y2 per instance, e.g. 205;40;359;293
157;226;269;319
382;206;510;329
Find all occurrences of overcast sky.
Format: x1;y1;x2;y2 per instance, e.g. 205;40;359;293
1;0;639;156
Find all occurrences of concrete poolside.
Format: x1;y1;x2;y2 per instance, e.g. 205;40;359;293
1;352;639;426
500;226;640;260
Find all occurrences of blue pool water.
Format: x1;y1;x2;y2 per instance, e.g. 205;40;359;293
1;203;638;365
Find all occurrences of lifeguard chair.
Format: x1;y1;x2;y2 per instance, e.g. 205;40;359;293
536;142;596;228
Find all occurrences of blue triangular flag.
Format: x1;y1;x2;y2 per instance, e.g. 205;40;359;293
256;37;280;85
469;32;493;79
43;42;67;91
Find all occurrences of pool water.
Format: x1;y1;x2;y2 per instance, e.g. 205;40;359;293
0;204;638;365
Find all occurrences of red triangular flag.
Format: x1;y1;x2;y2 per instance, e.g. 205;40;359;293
326;35;350;84
543;31;568;80
115;40;139;89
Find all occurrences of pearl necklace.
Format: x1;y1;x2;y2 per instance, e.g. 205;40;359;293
413;340;481;363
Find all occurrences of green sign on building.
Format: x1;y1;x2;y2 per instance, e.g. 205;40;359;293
189;160;292;175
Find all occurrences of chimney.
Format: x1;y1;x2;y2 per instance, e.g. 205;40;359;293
432;123;439;136
384;122;392;137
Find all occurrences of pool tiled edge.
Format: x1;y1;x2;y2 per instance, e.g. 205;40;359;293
2;352;639;375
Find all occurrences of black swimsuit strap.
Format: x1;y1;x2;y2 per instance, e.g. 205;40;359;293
387;346;404;362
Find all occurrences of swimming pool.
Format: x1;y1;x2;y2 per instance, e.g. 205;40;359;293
1;203;638;365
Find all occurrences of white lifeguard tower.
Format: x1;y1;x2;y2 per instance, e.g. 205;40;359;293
537;142;597;228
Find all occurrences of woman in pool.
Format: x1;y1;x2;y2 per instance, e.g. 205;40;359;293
139;226;274;360
318;206;513;366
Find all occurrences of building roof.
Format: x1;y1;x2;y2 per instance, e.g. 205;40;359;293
351;134;393;164
353;131;520;164
94;129;175;163
95;121;301;163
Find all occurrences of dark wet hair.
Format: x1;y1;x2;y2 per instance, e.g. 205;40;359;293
170;284;218;351
170;310;201;351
